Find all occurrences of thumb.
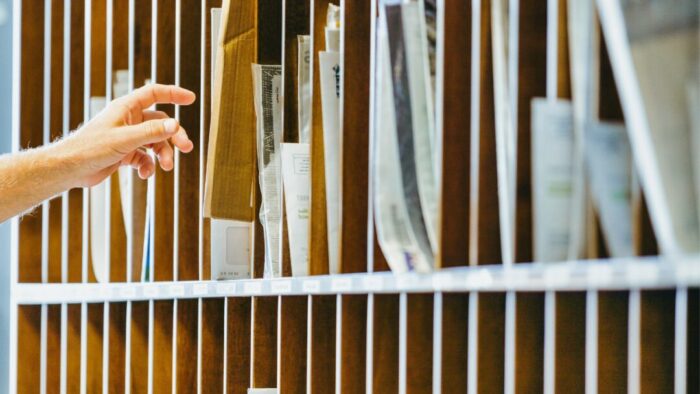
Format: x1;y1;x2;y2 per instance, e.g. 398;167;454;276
117;118;179;151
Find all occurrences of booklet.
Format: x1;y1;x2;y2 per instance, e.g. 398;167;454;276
281;143;311;276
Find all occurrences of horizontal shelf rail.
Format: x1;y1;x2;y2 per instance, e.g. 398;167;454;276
13;256;700;304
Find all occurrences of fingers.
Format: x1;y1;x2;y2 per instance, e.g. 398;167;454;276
116;118;194;160
116;84;196;115
122;149;156;179
152;140;175;171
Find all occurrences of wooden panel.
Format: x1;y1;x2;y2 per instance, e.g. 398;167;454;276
338;0;371;273
440;294;469;393
201;298;225;392
130;301;150;393
406;294;433;394
258;0;283;65
17;306;41;393
309;295;337;394
18;0;44;283
252;296;278;388
640;290;675;393
46;305;61;391
555;292;585;393
48;0;65;283
515;293;544;392
477;293;505;394
108;303;127;393
688;289;699;393
282;0;310;143
339;295;367;394
87;303;105;393
67;304;83;392
153;0;175;282
308;0;332;275
152;300;173;394
175;299;199;392
227;297;252;394
597;291;628;394
437;0;471;268
176;0;202;281
279;296;308;393
371;295;399;394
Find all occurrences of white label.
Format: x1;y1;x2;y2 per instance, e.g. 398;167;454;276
170;285;185;297
193;283;209;296
271;280;292;294
331;277;352;292
244;281;263;295
302;280;321;293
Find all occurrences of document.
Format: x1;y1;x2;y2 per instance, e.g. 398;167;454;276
297;36;311;143
531;99;575;262
89;97;108;283
585;121;634;258
210;219;252;279
281;143;311;277
252;64;283;278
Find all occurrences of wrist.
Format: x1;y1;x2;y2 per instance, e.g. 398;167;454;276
33;140;82;192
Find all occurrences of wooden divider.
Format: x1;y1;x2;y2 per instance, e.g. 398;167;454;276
639;290;675;391
406;294;434;393
688;289;699;393
279;296;308;393
175;299;199;391
440;294;469;393
152;300;174;394
252;296;278;388
130;301;150;392
67;304;83;391
597;291;628;393
371;294;399;393
17;306;41;393
201;298;225;392
555;292;586;392
227;297;252;394
87;303;105;392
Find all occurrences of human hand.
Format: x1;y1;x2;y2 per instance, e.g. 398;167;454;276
55;84;196;188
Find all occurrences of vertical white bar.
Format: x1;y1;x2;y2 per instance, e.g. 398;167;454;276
335;295;342;394
585;291;598;394
398;292;407;394
80;1;91;392
365;294;374;394
468;0;481;266
147;1;158;391
171;299;178;394
197;297;203;394
433;292;443;394
543;292;556;394
197;0;206;278
674;288;688;394
504;292;516;394
366;0;377;274
628;289;641;394
223;297;229;394
546;0;558;101
467;293;478;394
171;1;181;391
276;297;282;391
40;2;52;393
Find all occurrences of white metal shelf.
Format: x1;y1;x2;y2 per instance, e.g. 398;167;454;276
12;255;700;304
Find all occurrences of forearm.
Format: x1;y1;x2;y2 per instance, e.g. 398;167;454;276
0;144;76;222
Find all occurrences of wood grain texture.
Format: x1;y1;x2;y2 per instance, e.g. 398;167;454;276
252;296;278;388
639;290;675;393
371;295;399;394
201;298;225;392
108;303;127;393
67;304;83;392
597;291;628;394
283;0;310;143
339;295;367;394
476;293;505;394
440;294;469;393
279;296;308;393
338;0;371;274
309;295;337;394
153;0;175;282
130;301;150;393
406;294;433;394
177;0;202;281
555;292;585;393
515;293;544;393
87;303;105;393
18;0;44;283
175;299;199;392
153;300;174;394
17;306;41;394
308;0;332;275
227;297;252;394
437;0;471;269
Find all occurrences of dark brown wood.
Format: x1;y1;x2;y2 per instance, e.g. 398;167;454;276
153;0;176;282
17;306;41;393
153;300;174;394
87;303;105;393
515;293;544;393
371;295;399;394
108;302;127;393
309;295;337;394
308;0;332;275
688;288;699;394
258;0;283;65
252;296;278;388
477;293;505;394
279;296;308;393
67;304;83;392
130;301;150;393
406;294;434;394
340;295;367;394
555;292;585;393
227;297;252;394
18;0;44;283
437;0;471;269
175;299;199;392
440;294;469;393
48;307;64;391
640;290;675;393
283;0;310;143
202;298;226;392
598;291;628;394
338;0;371;273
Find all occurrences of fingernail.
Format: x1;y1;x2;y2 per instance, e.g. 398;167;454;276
163;119;178;134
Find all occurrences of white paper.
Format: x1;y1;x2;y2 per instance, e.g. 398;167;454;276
89;97;108;283
281;143;311;277
532;98;575;262
211;219;252;279
297;36;312;143
318;51;341;274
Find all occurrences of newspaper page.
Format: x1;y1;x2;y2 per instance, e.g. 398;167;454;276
373;10;432;272
298;35;311;143
252;64;283;278
585;121;634;257
532;99;575;262
620;0;700;252
281;143;311;276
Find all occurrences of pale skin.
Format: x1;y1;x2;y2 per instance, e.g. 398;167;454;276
0;84;196;223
